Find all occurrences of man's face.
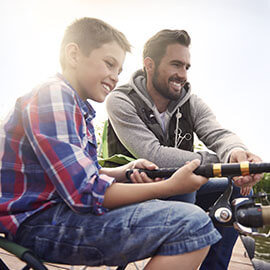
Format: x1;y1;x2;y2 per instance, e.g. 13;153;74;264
152;43;190;100
75;41;125;102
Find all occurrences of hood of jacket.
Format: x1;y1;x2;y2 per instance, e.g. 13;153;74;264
128;69;192;117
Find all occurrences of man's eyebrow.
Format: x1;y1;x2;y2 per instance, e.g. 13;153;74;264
170;60;191;68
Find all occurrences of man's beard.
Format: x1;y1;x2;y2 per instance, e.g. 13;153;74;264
152;68;182;101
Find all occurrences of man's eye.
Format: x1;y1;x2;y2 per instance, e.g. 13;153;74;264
172;63;183;68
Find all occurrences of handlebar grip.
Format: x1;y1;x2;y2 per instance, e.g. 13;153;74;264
125;165;213;179
126;162;270;180
235;205;270;227
125;168;176;179
262;206;270;226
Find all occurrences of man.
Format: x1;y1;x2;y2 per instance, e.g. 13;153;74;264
106;29;262;269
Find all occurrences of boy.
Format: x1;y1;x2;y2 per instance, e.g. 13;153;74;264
0;18;220;269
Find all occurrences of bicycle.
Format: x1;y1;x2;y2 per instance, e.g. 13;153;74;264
127;162;270;270
2;162;270;270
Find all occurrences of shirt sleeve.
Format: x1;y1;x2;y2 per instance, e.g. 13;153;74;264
190;94;248;162
106;90;201;168
22;82;114;215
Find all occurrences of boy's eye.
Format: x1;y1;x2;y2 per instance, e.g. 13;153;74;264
105;60;114;68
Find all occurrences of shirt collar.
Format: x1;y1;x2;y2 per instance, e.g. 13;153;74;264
56;73;96;122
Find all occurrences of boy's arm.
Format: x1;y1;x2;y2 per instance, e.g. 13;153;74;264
22;84;113;215
102;159;208;209
99;159;158;182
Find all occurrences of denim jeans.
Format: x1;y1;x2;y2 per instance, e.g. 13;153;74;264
15;199;221;266
168;177;243;270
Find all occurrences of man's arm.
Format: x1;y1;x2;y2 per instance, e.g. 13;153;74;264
106;91;202;168
190;95;262;192
190;94;248;162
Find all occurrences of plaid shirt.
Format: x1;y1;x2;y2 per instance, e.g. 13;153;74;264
0;74;114;235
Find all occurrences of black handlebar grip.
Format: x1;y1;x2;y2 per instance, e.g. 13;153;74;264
236;206;264;228
125;164;213;180
262;205;270;226
125;162;270;180
125;168;177;180
249;163;270;174
234;205;270;228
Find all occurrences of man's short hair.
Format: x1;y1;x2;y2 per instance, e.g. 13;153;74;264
60;17;131;69
143;29;191;68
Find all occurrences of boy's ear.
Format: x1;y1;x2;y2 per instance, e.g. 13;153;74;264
65;43;80;68
144;57;155;76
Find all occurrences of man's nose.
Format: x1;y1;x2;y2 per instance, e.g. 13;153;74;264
178;68;187;80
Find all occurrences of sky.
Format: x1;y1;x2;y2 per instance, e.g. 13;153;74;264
1;0;270;161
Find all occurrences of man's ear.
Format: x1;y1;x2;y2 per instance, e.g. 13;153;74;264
144;57;155;75
64;43;80;69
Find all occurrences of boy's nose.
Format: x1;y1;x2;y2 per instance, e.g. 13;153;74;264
110;72;119;83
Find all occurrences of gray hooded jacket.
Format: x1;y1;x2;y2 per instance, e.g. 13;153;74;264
106;70;247;168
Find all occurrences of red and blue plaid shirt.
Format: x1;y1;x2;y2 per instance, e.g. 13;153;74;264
0;73;115;235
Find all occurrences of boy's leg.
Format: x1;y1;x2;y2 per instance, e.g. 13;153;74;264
196;178;243;270
14;200;221;267
160;178;244;269
145;245;210;270
199;225;238;270
166;191;197;204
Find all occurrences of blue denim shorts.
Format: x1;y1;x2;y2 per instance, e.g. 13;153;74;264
15;199;221;266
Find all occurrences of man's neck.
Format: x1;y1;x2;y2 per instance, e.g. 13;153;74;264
146;81;169;113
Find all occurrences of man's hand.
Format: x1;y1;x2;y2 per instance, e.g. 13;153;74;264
128;159;163;183
229;149;262;195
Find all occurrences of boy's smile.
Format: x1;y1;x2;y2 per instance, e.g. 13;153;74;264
66;41;126;102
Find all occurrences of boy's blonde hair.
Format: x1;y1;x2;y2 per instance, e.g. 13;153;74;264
60;17;131;69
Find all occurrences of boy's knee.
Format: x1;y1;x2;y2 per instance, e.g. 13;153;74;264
168;202;212;230
166;191;197;204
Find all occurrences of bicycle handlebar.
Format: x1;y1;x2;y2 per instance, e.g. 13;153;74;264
126;162;270;229
235;205;270;227
126;162;270;179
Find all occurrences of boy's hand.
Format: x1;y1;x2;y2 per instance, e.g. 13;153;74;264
128;159;163;183
168;159;208;195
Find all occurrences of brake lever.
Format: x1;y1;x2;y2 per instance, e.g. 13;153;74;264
232;197;270;238
209;178;234;226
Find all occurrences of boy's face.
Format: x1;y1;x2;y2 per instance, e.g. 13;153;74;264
74;41;126;102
